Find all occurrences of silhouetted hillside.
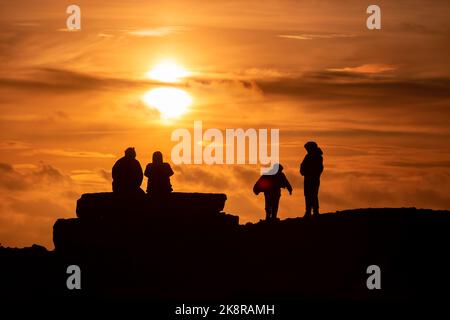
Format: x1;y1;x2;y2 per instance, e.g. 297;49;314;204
1;192;449;302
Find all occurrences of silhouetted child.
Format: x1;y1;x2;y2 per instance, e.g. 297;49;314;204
253;164;293;221
300;141;323;217
145;151;174;198
112;147;144;194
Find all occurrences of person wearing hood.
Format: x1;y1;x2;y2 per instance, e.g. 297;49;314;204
253;164;293;221
300;141;324;217
144;151;174;197
112;147;144;194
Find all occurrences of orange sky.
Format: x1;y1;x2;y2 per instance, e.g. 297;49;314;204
1;0;450;248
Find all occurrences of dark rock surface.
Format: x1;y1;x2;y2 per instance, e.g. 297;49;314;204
1;193;450;302
75;192;228;219
54;192;234;257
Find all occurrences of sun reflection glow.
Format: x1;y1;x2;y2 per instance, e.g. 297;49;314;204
142;87;192;119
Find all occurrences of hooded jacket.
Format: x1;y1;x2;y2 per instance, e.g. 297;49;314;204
253;165;293;196
300;148;323;178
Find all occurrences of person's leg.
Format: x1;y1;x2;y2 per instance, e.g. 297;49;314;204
312;179;320;215
304;179;312;217
264;192;271;220
272;194;280;220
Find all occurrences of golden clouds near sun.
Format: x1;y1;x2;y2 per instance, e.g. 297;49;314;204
143;61;192;119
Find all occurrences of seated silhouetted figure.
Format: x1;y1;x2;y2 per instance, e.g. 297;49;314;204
112;147;144;194
253;164;292;221
145;151;174;198
300;141;323;217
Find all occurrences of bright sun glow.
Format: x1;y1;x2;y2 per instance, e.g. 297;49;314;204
146;60;190;83
142;87;192;119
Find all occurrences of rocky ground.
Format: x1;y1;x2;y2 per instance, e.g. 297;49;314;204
1;192;449;303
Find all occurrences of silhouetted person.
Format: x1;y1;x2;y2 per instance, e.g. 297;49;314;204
112;147;144;194
145;151;174;197
300;141;323;217
253;164;293;221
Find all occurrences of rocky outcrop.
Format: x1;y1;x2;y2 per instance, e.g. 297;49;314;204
75;192;228;219
1;197;450;302
53;192;237;255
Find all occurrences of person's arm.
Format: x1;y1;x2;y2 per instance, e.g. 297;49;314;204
286;179;293;195
112;160;120;180
166;163;174;177
144;164;151;178
282;174;293;194
300;157;306;176
319;157;324;175
136;161;144;186
253;177;261;195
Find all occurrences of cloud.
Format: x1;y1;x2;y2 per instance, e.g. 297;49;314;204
173;165;232;190
0;140;30;150
0;196;74;248
186;68;450;111
0;67;162;93
29;148;116;159
0;162;70;191
324;174;450;210
256;73;450;105
328;64;398;74
281;127;450;139
279;33;356;40
69;169;111;188
385;160;450;169
393;22;449;35
98;33;114;38
9;198;70;220
0;163;28;191
173;164;261;192
0;140;116;159
0;162;85;248
12;22;41;27
127;26;189;37
99;169;112;182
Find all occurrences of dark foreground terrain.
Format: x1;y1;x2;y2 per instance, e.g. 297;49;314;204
1;192;449;305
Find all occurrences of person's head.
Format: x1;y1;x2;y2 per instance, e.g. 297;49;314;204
124;147;136;159
152;151;163;164
304;141;318;154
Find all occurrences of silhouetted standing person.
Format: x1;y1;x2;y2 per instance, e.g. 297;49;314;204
300;141;323;217
112;147;143;194
145;151;174;197
253;164;293;221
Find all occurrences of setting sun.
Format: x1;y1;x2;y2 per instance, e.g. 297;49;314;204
146;60;191;83
142;87;192;119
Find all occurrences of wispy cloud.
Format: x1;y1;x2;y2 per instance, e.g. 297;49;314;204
0;67;162;93
0;162;70;191
31;149;116;159
12;22;41;27
328;64;398;74
279;33;355;40
127;26;189;37
0;140;116;159
0;140;30;150
98;33;114;38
